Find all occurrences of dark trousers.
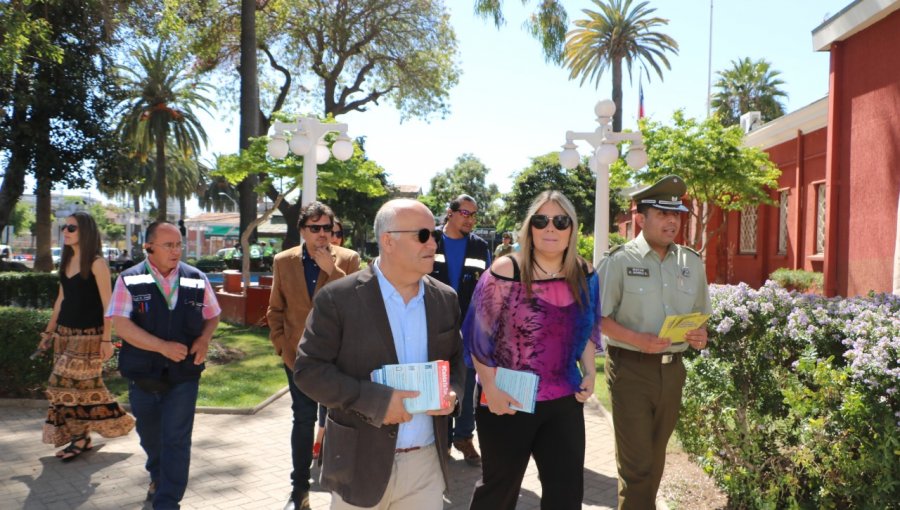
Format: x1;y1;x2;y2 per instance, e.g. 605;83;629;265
449;366;477;442
606;348;686;510
129;378;199;510
285;364;317;493
469;394;585;510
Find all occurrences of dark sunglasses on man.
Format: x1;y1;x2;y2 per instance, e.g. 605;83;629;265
304;224;333;234
61;224;78;233
451;208;477;218
387;228;441;244
530;214;572;230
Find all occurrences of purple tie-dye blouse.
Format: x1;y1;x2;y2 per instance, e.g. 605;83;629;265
462;267;603;401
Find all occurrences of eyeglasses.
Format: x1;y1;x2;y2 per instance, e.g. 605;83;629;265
331;230;344;238
151;242;184;251
304;224;334;234
530;214;572;230
388;228;441;244
61;224;78;233
452;208;477;218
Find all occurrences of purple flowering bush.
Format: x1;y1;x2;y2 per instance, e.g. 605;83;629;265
676;282;900;508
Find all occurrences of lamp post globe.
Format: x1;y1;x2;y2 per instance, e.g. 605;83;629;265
331;137;354;161
626;148;648;169
289;131;311;155
267;137;289;159
559;145;581;169
595;99;616;119
315;140;330;164
595;144;620;165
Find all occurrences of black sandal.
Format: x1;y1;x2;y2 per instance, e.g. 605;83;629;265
58;434;92;462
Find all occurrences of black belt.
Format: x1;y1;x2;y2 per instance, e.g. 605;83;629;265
608;345;682;365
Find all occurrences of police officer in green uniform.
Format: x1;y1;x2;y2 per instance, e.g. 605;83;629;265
598;175;711;510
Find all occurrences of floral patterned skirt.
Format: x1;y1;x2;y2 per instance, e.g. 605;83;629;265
42;325;135;447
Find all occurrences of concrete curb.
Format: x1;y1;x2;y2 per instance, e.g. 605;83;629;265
0;386;290;416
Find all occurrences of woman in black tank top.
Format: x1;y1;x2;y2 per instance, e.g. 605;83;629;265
37;212;134;461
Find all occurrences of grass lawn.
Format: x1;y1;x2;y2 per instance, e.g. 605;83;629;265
594;355;611;412
105;323;286;408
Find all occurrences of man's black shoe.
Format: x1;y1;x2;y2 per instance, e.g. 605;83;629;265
283;491;311;510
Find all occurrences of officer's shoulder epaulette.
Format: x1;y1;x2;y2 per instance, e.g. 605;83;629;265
604;244;626;257
680;245;702;258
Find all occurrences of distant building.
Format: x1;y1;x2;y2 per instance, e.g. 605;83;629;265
392;184;422;199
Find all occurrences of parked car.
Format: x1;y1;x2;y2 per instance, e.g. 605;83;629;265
102;246;120;260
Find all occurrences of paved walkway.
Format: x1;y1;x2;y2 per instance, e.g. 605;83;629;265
0;395;618;509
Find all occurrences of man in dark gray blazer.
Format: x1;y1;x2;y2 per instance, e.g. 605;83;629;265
295;199;465;510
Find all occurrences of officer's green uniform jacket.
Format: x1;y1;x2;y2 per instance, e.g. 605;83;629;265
598;231;711;353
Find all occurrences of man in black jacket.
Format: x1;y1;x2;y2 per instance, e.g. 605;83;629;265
430;194;491;466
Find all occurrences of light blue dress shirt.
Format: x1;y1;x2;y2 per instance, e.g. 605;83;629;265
373;260;434;449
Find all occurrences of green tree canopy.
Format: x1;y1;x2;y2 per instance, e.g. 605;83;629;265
627;111;781;254
711;57;787;127
421;154;500;226
500;152;599;235
564;0;679;132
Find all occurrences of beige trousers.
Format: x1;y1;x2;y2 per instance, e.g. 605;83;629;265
330;446;445;510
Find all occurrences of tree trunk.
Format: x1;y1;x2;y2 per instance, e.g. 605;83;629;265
0;76;32;232
132;192;143;255
33;175;54;272
155;135;168;221
611;57;624;132
237;0;260;255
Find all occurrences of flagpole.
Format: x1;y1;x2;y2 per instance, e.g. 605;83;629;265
706;0;714;117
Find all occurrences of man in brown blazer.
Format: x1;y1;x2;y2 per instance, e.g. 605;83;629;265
267;201;360;510
295;199;464;510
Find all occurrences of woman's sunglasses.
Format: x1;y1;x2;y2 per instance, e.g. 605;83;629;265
388;228;441;244
61;224;78;233
331;230;344;238
304;224;333;233
530;214;572;230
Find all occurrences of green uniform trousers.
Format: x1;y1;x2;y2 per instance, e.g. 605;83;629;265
606;346;686;510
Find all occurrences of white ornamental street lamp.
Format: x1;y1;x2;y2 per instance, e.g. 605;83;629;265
266;117;354;206
559;99;648;266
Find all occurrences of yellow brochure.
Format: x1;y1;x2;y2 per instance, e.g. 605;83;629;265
658;313;710;343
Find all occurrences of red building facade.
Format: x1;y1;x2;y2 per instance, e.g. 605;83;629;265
635;1;900;297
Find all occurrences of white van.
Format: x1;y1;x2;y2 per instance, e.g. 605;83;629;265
102;246;120;260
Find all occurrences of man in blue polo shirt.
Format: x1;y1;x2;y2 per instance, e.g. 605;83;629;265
430;194;491;466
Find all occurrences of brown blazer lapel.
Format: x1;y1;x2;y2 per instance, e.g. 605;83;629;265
356;267;399;365
289;248;313;311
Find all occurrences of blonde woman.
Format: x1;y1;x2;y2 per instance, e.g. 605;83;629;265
39;212;134;461
463;191;602;510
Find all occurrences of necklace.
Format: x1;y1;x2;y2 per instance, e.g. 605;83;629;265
533;258;563;278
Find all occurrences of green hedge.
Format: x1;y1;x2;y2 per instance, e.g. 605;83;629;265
0;272;61;308
769;268;824;293
677;282;899;508
195;255;225;273
0;307;53;398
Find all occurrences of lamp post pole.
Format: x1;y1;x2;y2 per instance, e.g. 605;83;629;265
559;99;647;266
267;117;354;206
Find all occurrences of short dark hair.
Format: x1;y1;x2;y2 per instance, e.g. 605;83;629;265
448;194;476;212
298;201;335;230
636;203;653;216
502;232;512;239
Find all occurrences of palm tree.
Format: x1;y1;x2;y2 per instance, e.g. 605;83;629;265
115;42;214;221
474;0;568;63
711;57;787;127
564;0;678;132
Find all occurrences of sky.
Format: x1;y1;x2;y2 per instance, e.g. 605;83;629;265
62;0;852;208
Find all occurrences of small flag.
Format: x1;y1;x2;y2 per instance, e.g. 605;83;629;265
638;82;645;119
